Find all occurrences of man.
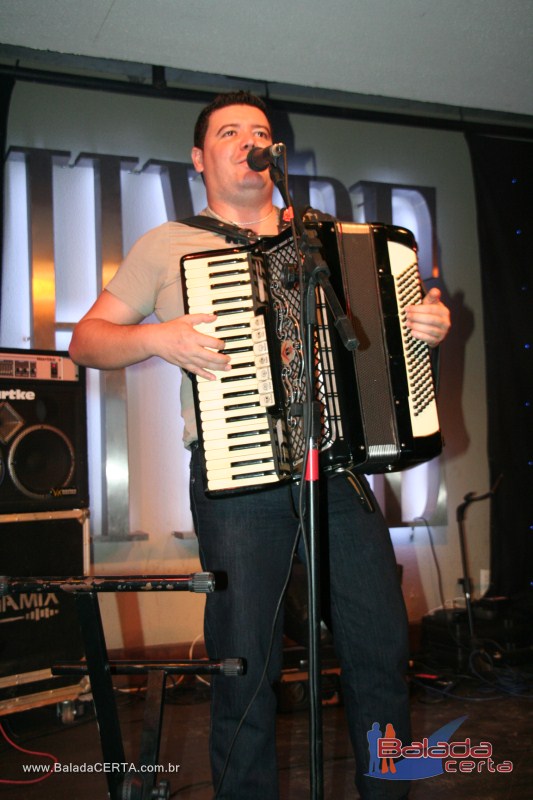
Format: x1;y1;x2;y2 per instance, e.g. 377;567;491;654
70;91;450;799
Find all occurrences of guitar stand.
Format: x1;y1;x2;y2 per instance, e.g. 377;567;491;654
2;574;243;800
455;475;502;670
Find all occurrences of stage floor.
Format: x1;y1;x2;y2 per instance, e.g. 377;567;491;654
0;665;531;799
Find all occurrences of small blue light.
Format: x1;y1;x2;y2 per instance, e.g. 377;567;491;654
516;229;522;235
525;343;531;350
511;177;518;184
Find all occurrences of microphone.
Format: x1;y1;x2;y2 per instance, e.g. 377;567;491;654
246;143;285;172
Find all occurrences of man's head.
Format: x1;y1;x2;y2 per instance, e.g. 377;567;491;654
191;91;275;214
193;90;273;150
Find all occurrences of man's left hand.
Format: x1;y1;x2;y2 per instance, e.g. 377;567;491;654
405;287;451;347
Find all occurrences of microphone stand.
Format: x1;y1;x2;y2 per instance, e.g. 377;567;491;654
270;162;358;800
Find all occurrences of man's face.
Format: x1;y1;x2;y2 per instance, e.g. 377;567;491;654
191;104;274;207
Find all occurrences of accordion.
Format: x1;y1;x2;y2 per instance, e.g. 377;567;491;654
181;221;442;494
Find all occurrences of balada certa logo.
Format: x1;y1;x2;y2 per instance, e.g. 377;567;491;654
367;716;513;780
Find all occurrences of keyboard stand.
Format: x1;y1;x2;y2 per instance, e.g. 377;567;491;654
3;575;243;800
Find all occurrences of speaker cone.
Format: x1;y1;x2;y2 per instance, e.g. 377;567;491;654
8;425;75;499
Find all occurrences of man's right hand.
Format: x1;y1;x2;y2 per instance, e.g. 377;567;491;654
152;313;231;379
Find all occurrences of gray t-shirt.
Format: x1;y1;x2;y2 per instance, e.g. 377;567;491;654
105;220;233;446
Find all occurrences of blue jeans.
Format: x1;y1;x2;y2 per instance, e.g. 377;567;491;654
190;445;411;799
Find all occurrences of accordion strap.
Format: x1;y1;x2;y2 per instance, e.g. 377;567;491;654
178;214;259;245
179;207;334;245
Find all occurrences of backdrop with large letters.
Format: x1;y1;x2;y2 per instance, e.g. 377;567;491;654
0;80;493;640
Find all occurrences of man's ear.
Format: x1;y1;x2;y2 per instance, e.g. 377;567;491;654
191;147;204;173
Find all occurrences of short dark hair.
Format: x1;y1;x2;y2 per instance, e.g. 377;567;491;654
193;90;272;149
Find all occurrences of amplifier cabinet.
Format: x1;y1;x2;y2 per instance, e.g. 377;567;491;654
421;607;533;670
0;348;89;513
0;509;89;714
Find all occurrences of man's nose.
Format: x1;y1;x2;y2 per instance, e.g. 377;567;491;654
241;132;265;150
